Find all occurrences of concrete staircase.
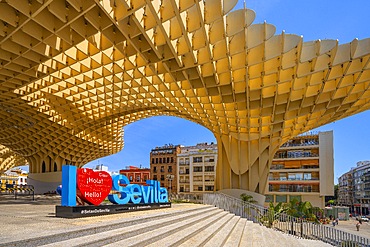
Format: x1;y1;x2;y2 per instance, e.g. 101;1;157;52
3;205;332;247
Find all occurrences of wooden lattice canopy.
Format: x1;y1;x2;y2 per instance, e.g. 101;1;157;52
1;0;370;192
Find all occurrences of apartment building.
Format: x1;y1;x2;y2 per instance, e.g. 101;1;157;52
338;161;370;215
150;144;180;194
338;171;354;208
119;166;151;186
177;143;217;193
265;131;334;208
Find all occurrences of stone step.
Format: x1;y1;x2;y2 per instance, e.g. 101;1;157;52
239;220;255;246
178;213;236;247
203;216;241;247
36;205;218;247
127;210;229;247
223;218;248;247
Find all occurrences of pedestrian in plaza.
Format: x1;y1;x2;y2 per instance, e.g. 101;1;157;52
356;222;361;231
335;218;339;225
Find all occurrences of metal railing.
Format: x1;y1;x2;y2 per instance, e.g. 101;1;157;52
203;193;370;247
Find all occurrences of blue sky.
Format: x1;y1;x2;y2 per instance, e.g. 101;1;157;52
82;0;370;183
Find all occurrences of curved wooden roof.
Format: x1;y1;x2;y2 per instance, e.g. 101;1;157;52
0;0;370;172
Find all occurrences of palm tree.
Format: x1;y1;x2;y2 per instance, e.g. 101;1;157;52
240;193;257;203
285;198;319;222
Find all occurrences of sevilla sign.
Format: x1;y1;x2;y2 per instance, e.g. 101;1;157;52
61;165;168;207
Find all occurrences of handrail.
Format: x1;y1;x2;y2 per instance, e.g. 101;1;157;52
203;193;370;247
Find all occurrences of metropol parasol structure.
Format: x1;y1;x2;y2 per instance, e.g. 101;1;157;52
1;0;370;194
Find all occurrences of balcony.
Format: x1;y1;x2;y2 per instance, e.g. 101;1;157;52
270;165;319;170
179;171;189;175
269;188;320;193
269;177;319;182
280;141;319;149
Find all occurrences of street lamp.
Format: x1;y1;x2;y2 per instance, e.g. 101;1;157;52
166;174;174;198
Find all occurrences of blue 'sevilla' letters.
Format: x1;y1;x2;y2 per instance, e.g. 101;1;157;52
108;174;130;204
159;187;168;203
140;185;151;203
146;180;157;203
127;184;142;204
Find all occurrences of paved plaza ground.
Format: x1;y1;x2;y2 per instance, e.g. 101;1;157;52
333;217;370;239
0;194;369;245
0;194;206;245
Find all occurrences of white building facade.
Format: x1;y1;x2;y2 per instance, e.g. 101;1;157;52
177;143;217;193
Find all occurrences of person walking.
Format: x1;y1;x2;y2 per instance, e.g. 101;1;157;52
356;222;361;231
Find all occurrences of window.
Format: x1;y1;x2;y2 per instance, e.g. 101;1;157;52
288;174;296;181
161;166;164;172
279;185;288;192
171;157;174;163
296;173;303;180
153;175;157;180
168;166;172;172
136;176;140;182
129;176;133;182
159;158;162;163
276;195;287;203
152;158;154;164
161;175;165;181
205;156;215;162
153;166;157;173
279;173;287;181
193;157;203;163
156;158;158;164
198;186;203;191
265;195;273;203
290;195;301;202
205;166;214;172
303;173;312;180
194;166;203;172
167;157;170;163
205;186;214;191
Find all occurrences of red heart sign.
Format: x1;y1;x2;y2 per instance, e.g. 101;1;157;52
76;168;112;206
